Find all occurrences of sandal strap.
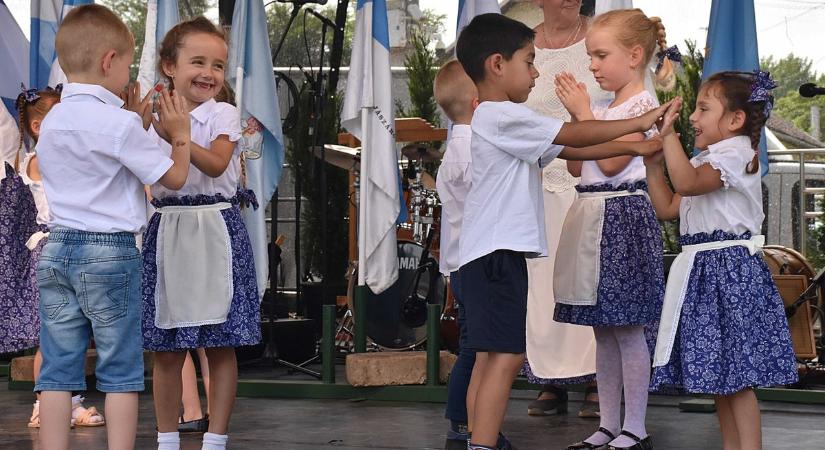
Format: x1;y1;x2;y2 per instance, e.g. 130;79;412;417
619;430;643;443
597;427;616;440
76;406;103;424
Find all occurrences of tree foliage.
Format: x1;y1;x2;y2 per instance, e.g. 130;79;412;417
762;54;825;138
100;0;214;79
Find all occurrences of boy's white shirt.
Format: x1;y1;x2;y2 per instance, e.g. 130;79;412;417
459;101;563;267
436;124;472;275
37;82;173;233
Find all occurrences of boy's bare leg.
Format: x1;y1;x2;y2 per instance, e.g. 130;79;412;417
467;352;489;433
469;352;525;447
105;392;139;450
729;389;762;450
39;391;72;450
153;351;188;432
204;347;237;435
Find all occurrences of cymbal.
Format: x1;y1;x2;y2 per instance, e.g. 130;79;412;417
401;144;442;162
312;144;360;171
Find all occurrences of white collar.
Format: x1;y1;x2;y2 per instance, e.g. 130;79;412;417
707;135;752;153
61;82;124;108
189;99;218;124
451;123;471;137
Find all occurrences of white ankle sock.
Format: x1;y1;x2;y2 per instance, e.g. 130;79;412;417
157;431;180;450
202;432;228;450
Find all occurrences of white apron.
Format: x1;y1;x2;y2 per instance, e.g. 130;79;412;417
526;188;597;379
554;190;647;306
652;235;765;367
154;202;234;329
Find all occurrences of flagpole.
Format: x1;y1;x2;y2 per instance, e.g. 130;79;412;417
354;106;371;353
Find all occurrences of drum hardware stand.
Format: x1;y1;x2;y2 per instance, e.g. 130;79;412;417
400;218;440;329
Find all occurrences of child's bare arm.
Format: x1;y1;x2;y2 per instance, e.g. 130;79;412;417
662;134;724;196
155;89;191;190
558;136;662;161
554;98;679;148
190;137;235;178
644;152;681;220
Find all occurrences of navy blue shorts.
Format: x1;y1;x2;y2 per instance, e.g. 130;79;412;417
458;250;527;354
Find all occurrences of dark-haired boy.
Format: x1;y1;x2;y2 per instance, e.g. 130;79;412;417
454;13;678;450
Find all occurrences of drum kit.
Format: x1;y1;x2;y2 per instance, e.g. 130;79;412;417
316;142;457;351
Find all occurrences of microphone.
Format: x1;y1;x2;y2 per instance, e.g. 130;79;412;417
799;83;825;98
275;0;329;5
306;8;336;28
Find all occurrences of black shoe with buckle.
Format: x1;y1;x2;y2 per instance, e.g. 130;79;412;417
606;430;653;450
566;427;616;450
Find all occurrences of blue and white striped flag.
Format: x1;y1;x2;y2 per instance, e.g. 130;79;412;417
0;0;29;166
30;0;93;89
138;0;180;95
456;0;500;36
342;0;399;294
227;0;284;302
703;0;768;176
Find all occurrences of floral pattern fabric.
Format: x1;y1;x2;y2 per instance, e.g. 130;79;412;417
650;230;798;395
554;181;665;329
142;192;261;351
0;163;40;352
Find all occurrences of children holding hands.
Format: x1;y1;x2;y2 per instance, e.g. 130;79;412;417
454;13;678;450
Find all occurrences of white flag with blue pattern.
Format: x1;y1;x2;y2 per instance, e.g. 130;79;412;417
342;0;399;294
30;0;93;89
138;0;180;95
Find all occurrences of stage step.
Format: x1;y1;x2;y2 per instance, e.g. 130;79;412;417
9;351;155;382
345;351;456;387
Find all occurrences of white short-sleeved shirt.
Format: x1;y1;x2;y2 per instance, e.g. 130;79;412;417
580;90;659;187
150;99;242;199
679;135;764;236
436;124;472;275
459;101;564;266
19;153;49;226
36;83;173;233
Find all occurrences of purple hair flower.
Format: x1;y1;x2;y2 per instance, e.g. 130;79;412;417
749;70;777;116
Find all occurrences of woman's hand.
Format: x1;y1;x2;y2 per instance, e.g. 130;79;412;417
122;82;154;130
555;72;592;121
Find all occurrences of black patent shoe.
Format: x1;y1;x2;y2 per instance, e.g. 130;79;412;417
178;414;209;433
606;430;653;450
566;427;616;450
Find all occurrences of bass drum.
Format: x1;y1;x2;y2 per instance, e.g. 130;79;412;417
348;240;447;350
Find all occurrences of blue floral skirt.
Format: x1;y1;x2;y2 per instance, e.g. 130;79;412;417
522;360;596;385
649;231;798;395
0;163;40;353
554;181;664;329
141;192;261;351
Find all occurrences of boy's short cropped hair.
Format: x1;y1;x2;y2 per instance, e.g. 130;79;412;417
55;4;134;75
456;13;535;84
434;60;476;123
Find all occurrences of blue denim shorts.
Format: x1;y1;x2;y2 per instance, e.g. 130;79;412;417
35;228;145;393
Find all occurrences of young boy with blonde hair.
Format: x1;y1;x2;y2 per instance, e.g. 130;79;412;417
35;5;192;450
433;60;480;450
454;13;678;450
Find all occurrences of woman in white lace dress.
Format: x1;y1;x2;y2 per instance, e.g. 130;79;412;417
521;0;612;418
